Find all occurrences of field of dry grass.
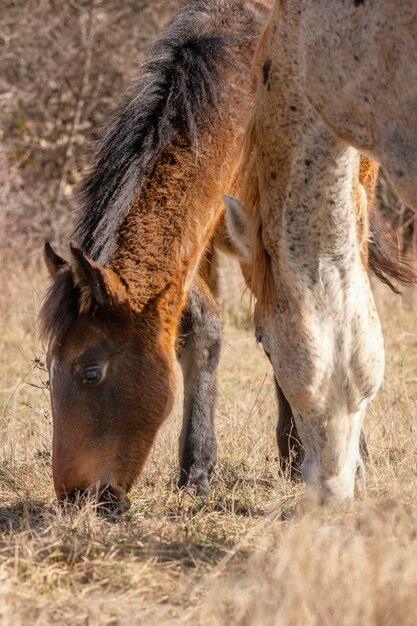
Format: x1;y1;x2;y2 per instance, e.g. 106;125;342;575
1;259;417;625
3;1;417;623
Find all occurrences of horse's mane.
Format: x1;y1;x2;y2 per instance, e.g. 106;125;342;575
40;267;79;343
73;0;236;263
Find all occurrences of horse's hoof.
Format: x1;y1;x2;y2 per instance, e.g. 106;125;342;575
178;471;210;495
280;464;303;482
193;476;210;495
279;455;304;482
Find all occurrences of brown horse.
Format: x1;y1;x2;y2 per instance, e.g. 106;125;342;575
40;0;271;510
225;0;417;506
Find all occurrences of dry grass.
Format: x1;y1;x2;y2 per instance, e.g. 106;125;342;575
1;261;417;625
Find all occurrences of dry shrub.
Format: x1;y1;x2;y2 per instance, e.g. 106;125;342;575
0;0;182;263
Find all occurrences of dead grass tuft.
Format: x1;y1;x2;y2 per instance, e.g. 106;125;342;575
1;266;417;624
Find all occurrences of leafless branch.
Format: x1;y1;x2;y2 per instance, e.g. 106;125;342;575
52;0;95;221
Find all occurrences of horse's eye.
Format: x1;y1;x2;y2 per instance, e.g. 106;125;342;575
82;366;103;385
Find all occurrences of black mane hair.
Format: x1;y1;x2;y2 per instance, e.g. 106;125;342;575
73;0;236;263
40;267;79;344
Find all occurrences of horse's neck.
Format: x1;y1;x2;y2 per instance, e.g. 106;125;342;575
257;6;365;272
107;140;229;322
278;127;363;265
106;55;257;323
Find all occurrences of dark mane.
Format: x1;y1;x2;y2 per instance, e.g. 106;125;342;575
74;0;235;263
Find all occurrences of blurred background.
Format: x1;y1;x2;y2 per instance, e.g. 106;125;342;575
1;0;184;264
1;0;416;269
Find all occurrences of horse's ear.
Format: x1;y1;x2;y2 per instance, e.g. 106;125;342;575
223;195;252;260
44;242;68;277
69;242;127;314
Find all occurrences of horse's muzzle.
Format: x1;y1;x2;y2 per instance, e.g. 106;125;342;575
59;484;131;514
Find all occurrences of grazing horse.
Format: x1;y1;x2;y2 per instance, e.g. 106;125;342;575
225;0;417;506
40;0;270;510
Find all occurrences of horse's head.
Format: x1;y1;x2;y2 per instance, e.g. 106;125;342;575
41;243;176;511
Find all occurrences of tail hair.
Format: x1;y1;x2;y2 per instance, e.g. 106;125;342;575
368;208;417;293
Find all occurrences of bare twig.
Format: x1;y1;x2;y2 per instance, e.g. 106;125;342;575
51;0;95;228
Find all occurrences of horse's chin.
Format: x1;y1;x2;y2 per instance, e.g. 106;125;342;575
95;485;132;514
113;493;131;513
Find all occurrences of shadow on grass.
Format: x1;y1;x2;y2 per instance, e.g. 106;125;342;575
0;457;278;570
0;496;242;571
0;499;55;532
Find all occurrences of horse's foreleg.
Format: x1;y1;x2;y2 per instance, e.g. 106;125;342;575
177;278;221;494
264;342;367;480
275;379;304;479
275;378;368;480
261;341;304;478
